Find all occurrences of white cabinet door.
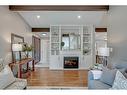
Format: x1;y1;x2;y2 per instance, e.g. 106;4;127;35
50;56;61;70
81;55;93;69
80;56;86;69
85;55;93;69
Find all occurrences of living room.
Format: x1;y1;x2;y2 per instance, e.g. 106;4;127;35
0;4;127;90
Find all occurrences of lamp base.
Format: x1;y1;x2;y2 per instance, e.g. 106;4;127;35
98;56;107;67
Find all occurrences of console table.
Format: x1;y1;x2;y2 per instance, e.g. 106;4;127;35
9;58;35;78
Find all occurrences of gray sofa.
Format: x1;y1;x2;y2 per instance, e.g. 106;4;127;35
88;61;127;89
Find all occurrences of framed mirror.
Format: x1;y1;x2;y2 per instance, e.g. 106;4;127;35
11;33;24;62
61;33;81;50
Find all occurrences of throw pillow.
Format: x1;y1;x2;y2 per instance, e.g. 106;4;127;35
0;65;15;89
0;59;4;72
111;70;127;89
100;67;117;86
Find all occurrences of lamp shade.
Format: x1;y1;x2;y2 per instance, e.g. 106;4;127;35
98;47;110;56
12;44;22;51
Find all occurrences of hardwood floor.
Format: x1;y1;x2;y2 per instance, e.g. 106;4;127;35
27;67;88;87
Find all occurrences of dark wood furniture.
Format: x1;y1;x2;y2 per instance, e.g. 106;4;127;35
9;58;35;78
32;28;50;32
9;5;109;11
95;28;107;32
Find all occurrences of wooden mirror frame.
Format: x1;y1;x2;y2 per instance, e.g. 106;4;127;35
11;33;24;62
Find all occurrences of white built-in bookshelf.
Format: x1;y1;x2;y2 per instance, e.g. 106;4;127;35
50;25;94;70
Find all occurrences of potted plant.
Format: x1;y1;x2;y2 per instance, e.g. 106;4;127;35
94;63;99;69
22;43;33;58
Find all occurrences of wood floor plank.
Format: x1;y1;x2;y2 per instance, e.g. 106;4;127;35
27;67;88;87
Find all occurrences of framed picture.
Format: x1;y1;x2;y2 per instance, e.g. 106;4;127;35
11;33;24;62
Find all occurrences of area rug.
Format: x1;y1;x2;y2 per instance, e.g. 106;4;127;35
27;86;88;90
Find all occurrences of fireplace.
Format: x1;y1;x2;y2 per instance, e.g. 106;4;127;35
64;57;79;69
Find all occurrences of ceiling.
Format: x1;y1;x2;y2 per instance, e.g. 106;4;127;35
19;11;107;38
34;32;50;39
19;11;107;28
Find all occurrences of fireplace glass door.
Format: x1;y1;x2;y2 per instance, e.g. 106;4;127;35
64;57;79;69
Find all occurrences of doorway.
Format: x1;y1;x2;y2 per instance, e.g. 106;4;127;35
38;39;50;67
32;36;41;63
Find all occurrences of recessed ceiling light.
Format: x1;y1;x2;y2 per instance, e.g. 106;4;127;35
77;15;81;19
42;33;46;36
37;15;40;19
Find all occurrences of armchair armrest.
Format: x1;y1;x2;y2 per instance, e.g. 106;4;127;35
4;78;27;89
88;70;103;80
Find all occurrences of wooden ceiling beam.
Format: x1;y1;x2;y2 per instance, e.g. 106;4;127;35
9;5;109;11
32;28;50;32
95;28;107;32
32;28;107;32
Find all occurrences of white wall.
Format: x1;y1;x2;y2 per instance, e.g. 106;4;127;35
0;6;34;64
40;39;50;67
108;6;127;62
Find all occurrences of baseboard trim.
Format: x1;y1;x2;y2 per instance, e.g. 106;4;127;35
27;86;88;89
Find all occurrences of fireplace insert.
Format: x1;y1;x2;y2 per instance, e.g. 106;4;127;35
64;57;79;69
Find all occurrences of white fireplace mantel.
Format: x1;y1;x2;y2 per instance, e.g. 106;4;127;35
60;50;81;69
60;50;81;55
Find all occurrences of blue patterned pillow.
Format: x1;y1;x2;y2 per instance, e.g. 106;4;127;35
111;70;127;89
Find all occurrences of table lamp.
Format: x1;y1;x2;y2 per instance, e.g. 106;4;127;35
98;47;110;66
12;44;22;62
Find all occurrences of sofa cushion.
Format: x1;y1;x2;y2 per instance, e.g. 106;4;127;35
111;70;127;89
0;65;15;89
100;67;117;86
88;80;111;89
